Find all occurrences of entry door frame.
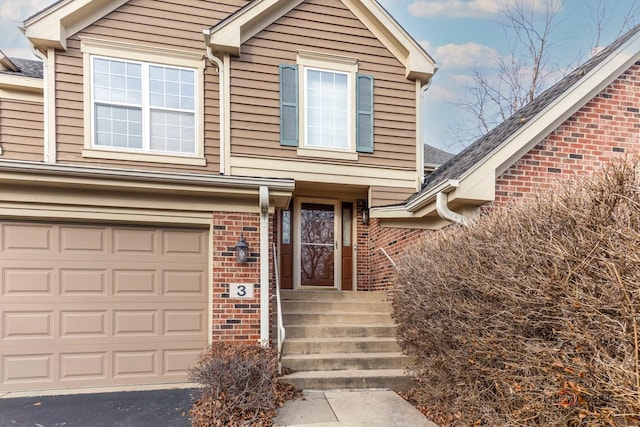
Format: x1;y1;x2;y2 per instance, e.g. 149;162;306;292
294;197;341;290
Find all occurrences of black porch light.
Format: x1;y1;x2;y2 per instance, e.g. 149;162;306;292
236;233;248;263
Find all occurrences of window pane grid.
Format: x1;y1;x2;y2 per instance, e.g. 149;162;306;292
92;56;196;155
305;68;349;150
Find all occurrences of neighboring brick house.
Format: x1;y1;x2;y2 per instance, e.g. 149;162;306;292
0;0;436;393
373;23;640;229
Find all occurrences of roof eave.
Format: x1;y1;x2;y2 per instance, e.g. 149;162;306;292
22;0;129;52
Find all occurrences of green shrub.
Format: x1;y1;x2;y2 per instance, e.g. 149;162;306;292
188;342;278;427
393;159;640;426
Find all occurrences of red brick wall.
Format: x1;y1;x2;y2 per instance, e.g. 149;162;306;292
211;211;273;345
366;218;432;291
494;64;640;206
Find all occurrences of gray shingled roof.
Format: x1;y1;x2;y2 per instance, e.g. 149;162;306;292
1;58;44;78
424;144;453;167
420;23;640;194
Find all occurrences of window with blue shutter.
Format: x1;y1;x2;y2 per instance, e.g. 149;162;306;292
356;73;374;153
279;64;298;147
279;58;374;155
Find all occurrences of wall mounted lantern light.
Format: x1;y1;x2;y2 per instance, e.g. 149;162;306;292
361;208;370;225
236;233;248;263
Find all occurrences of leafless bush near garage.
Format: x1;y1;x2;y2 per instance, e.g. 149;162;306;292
188;342;279;427
393;158;640;426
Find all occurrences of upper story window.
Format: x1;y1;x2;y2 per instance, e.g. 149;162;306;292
92;57;196;155
280;51;374;160
81;38;206;166
305;68;349;150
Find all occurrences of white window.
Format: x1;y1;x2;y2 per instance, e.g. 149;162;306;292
91;56;196;156
304;68;350;150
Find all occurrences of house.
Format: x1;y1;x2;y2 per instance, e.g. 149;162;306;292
0;0;436;393
373;23;640;228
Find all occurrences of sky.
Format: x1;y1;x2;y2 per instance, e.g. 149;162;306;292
1;0;639;153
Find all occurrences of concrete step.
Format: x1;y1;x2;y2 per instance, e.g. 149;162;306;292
281;300;391;314
285;324;397;339
281;352;414;371
281;290;388;302
283;337;401;355
283;312;393;325
279;369;414;391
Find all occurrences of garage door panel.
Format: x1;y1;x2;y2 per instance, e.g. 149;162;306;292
163;310;205;335
2;223;53;253
59;226;107;253
3;268;53;295
0;222;209;393
112;228;156;254
163;349;202;376
163;270;206;295
60;269;107;294
113;270;158;294
3;310;53;339
3;354;53;384
113;350;157;378
163;230;205;255
59;352;107;381
60;311;107;337
113;310;157;336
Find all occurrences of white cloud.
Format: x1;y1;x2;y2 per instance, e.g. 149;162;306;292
408;0;562;18
423;83;458;102
0;0;54;59
420;40;499;69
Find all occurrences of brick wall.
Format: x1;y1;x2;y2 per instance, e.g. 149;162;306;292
366;218;432;291
211;211;273;345
494;63;640;206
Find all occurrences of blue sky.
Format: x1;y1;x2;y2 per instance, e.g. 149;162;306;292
1;0;638;153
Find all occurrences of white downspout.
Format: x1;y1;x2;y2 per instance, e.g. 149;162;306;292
32;47;51;163
259;186;270;346
436;191;474;226
203;31;225;175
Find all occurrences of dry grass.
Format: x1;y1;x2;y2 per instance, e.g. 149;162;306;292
393;159;640;426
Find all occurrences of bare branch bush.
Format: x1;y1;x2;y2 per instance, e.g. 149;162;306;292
188;342;279;427
393;158;640;426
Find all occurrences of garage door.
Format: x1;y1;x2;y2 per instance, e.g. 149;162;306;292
0;222;209;392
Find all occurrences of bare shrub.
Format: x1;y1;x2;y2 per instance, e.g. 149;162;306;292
393;158;640;426
188;342;279;427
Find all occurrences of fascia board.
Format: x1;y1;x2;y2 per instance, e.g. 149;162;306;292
369;179;457;218
0;160;295;194
0;74;44;92
23;0;128;51
344;0;436;80
206;0;303;56
456;30;640;197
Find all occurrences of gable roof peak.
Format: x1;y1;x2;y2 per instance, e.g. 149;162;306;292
205;0;436;82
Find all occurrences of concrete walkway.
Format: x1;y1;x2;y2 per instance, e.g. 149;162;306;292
273;389;438;427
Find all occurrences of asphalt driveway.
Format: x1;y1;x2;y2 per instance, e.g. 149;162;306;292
0;388;197;427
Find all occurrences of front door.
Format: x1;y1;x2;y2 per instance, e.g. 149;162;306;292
298;200;338;287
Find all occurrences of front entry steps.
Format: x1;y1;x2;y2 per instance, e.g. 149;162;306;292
279;290;414;391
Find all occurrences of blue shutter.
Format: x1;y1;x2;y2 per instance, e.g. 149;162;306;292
279;64;299;147
356;73;374;153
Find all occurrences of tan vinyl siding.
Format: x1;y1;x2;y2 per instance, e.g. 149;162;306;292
54;0;249;173
229;0;417;169
370;185;416;208
0;99;44;162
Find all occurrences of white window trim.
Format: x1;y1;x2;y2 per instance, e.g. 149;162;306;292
81;37;206;166
296;50;358;159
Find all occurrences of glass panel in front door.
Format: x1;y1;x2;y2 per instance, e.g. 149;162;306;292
300;202;335;286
